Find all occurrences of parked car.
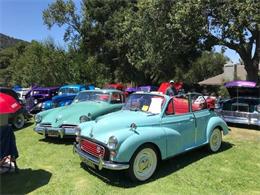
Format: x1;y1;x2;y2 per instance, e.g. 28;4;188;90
14;88;31;103
216;81;259;126
73;92;229;182
42;84;94;110
0;87;31;129
137;85;158;92
25;87;59;114
34;89;126;138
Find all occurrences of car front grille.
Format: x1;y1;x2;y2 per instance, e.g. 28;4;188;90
80;139;106;159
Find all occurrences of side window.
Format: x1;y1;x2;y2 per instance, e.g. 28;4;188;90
111;92;123;104
165;99;174;115
174;97;190;115
191;94;207;112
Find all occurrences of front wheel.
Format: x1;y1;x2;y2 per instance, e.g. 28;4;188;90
13;113;25;129
208;128;222;152
128;145;158;182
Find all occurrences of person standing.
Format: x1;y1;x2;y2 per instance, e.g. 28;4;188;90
166;80;177;96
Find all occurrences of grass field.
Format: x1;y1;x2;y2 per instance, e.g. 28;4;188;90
1;123;260;194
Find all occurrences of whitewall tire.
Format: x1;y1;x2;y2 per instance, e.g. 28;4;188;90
129;145;158;182
208;128;222;152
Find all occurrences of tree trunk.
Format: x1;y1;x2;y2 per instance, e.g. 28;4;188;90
238;45;259;83
244;59;259;83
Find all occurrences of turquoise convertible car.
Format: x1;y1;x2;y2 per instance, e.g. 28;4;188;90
74;92;229;182
34;89;125;138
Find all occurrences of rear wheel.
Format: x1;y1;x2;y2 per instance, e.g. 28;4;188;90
13;113;25;129
128;145;158;182
208;128;222;152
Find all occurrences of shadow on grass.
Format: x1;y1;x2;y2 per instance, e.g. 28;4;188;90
39;137;75;145
0;168;52;194
227;123;259;131
81;141;234;188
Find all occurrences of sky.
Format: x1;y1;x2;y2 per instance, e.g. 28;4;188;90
0;0;240;63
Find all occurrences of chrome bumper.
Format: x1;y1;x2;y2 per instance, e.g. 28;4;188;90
219;111;260;126
73;143;129;171
34;125;76;138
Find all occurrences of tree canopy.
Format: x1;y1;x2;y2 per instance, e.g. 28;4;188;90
3;0;259;87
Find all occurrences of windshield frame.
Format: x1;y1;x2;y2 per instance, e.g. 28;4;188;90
123;93;166;114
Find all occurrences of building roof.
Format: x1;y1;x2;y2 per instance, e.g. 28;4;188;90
198;74;224;85
198;64;249;86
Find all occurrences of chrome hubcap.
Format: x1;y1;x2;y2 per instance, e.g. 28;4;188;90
210;129;222;152
133;148;157;181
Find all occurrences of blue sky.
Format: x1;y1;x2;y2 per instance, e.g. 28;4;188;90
0;0;240;63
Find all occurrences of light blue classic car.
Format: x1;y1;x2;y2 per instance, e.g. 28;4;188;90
34;89;125;138
74;92;229;182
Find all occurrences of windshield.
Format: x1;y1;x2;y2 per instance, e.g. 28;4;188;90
58;87;79;95
123;93;165;114
73;91;110;103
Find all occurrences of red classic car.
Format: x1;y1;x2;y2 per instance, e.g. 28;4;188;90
0;87;30;129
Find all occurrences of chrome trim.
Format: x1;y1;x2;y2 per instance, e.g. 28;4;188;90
34;125;77;138
220;110;260;126
73;143;129;170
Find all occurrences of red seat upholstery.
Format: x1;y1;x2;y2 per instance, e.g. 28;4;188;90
173;98;189;114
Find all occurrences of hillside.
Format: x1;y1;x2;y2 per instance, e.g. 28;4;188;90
0;33;27;50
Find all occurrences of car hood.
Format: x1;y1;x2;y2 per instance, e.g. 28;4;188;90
52;93;77;102
40;101;112;127
80;110;161;143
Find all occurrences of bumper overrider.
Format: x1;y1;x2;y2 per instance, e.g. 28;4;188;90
34;125;76;138
73;143;129;171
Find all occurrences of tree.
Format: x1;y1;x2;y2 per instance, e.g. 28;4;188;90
43;0;135;84
6;40;75;86
185;51;228;83
176;0;259;82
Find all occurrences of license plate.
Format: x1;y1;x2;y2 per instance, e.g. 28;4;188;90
84;159;96;169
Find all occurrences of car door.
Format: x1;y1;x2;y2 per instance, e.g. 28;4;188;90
161;97;196;157
190;93;212;145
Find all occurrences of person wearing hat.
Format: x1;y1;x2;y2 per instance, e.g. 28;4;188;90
166;80;177;96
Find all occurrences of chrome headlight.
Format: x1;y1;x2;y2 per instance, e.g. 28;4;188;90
35;114;42;123
79;114;91;123
107;136;118;150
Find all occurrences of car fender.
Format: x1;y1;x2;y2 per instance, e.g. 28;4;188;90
114;126;167;163
206;116;229;142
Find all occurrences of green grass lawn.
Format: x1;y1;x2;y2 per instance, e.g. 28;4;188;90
1;123;260;194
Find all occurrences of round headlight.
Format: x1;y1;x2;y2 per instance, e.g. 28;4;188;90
34;99;38;104
107;136;118;150
79;115;91;123
35;114;42;123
